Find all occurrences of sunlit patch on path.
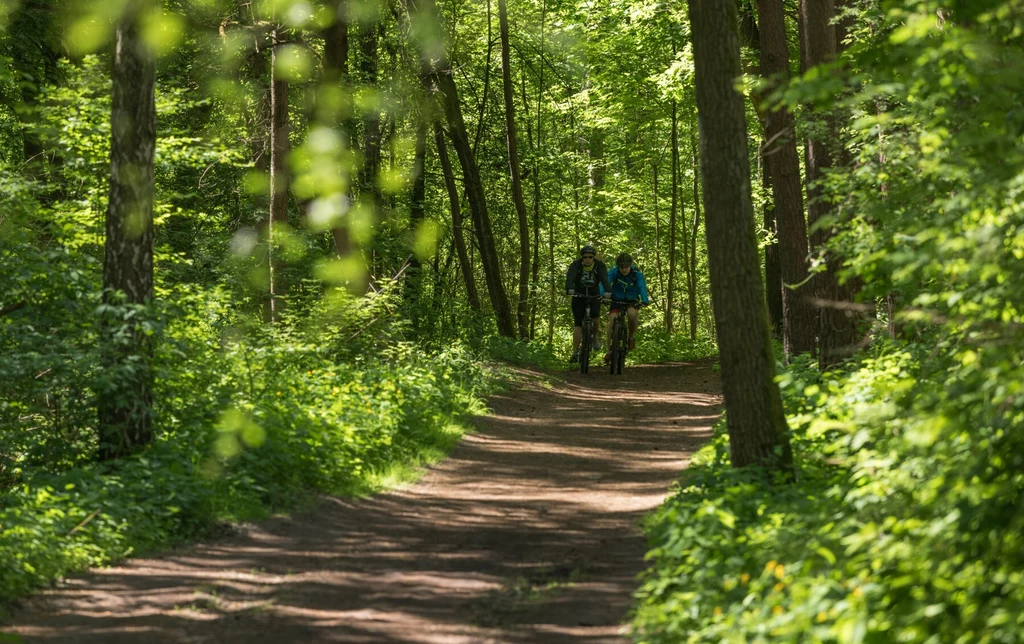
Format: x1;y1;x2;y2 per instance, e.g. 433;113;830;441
3;362;721;643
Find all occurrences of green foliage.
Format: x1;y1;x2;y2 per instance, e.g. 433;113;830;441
633;340;1024;643
0;286;495;603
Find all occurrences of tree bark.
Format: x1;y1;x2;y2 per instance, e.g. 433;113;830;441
405;113;430;326
323;0;353;257
498;0;531;341
266;27;290;322
688;0;793;473
530;3;546;340
358;19;381;218
98;0;156;460
588;130;605;218
757;0;816;357
435;125;481;311
799;0;861;368
688;127;701;341
653;161;665;297
762;141;784;339
666;98;679;334
410;0;515;336
432;69;515;336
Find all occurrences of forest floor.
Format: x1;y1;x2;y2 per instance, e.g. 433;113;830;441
3;360;721;643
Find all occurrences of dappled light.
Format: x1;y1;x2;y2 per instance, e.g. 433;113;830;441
6;365;720;642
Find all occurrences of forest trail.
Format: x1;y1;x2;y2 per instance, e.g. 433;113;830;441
4;361;721;643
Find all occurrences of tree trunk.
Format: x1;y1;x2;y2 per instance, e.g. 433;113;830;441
323;0;353;257
435;124;481;311
410;0;515;336
498;0;530;341
530;3;546;340
799;0;861;368
432;69;515;336
653;162;665;297
588;130;605;218
680;129;691;338
666;99;679;334
688;127;701;341
266;28;290;322
98;0;156;460
757;0;816;358
473;0;494;155
762;141;784;340
359;19;381;218
405;113;430;326
688;0;793;474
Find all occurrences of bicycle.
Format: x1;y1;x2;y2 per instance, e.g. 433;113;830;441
608;299;642;375
569;292;602;374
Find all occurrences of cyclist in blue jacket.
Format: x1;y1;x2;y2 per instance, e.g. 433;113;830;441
604;252;650;362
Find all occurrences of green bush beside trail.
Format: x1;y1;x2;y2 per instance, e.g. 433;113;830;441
633;346;1024;643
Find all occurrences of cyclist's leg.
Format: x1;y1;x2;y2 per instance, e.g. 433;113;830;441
590;298;602;349
627;305;639;349
606;307;619;346
571;299;585;356
627;305;639;336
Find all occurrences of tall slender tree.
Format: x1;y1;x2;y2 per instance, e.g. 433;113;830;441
757;0;816;357
497;0;531;340
410;0;515;336
266;25;290;322
688;0;793;472
98;0;156;459
800;0;861;367
323;0;354;257
666;97;679;334
688;127;701;340
435;125;481;311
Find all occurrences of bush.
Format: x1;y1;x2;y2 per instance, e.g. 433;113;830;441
0;287;496;603
633;344;1024;643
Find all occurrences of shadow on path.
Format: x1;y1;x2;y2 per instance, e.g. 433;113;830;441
4;361;721;643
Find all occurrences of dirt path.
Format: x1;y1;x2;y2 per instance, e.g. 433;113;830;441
3;362;721;643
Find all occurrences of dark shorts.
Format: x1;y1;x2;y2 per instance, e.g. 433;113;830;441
609;301;638;314
571;297;602;326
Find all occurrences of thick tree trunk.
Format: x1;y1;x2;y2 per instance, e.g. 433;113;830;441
666;99;679;334
800;0;861;368
498;0;531;341
757;0;816;358
688;0;793;473
98;0;156;460
266;29;290;323
435;125;481;311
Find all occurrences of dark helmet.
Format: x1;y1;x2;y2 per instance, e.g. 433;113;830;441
580;244;597;257
616;252;632;269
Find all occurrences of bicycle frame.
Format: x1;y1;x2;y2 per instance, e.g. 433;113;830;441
570;293;601;374
608;299;640;375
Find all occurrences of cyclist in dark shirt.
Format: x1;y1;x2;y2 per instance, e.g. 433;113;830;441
565;244;612;363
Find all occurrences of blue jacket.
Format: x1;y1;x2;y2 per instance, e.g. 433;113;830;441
608;265;649;304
